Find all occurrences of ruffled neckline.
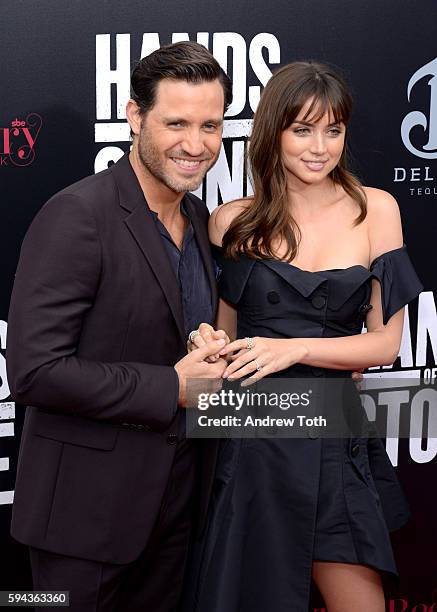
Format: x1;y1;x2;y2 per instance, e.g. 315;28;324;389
211;244;423;324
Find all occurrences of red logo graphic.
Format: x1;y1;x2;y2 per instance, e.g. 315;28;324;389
0;113;42;167
388;600;437;611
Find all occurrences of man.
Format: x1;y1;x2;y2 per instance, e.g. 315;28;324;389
6;41;232;611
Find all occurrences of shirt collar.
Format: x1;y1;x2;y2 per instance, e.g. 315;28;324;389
150;197;194;248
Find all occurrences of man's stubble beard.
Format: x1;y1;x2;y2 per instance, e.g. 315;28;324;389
137;127;219;194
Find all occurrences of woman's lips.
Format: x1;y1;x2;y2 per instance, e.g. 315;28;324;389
302;160;327;171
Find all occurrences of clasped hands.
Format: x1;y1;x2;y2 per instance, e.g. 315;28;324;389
187;323;308;387
186;323;364;389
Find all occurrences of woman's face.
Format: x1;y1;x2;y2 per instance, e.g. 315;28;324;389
280;98;345;187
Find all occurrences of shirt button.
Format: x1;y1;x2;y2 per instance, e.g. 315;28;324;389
308;427;319;439
167;433;178;445
311;295;326;309
267;291;280;304
351;443;360;457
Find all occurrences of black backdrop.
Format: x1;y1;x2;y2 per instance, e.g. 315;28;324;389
1;1;436;608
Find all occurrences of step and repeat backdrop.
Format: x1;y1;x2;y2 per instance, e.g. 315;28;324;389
1;0;436;608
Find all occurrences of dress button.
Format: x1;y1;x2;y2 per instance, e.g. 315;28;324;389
351;443;360;457
311;295;326;309
267;291;280;304
167;433;178;445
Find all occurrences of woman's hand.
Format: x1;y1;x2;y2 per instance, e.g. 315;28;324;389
351;369;364;391
187;323;230;362
219;337;309;386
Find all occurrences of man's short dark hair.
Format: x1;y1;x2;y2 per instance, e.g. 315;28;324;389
131;41;233;115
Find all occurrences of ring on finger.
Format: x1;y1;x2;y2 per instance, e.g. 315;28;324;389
254;359;263;372
245;336;254;350
188;329;200;344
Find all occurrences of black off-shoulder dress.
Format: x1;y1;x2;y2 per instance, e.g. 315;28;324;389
184;245;423;612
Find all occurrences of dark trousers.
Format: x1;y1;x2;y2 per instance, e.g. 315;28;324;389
29;437;197;612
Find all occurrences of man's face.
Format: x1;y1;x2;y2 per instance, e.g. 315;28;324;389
131;79;225;193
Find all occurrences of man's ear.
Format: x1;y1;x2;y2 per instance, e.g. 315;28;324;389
126;100;142;136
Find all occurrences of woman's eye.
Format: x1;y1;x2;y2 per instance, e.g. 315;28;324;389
293;128;310;135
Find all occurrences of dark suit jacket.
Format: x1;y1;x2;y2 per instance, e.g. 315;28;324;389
7;153;218;564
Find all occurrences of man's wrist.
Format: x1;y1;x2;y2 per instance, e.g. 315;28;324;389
174;366;186;407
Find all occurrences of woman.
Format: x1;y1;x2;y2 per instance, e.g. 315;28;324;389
185;61;422;611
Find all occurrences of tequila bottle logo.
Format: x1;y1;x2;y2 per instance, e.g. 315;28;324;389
401;57;437;159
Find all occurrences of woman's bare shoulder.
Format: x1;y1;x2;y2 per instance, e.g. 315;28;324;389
362;187;403;258
363;186;399;212
209;198;252;246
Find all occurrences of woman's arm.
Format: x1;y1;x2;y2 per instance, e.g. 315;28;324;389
301;189;404;369
299;310;404;370
216;298;237;342
221;190;406;381
210;201;244;342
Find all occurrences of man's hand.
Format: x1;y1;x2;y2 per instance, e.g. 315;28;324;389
187;323;230;362
175;339;228;407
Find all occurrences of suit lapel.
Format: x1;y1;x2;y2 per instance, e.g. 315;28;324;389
124;206;187;345
110;154;186;346
184;193;218;313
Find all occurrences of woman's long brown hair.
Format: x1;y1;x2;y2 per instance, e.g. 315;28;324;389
222;61;367;261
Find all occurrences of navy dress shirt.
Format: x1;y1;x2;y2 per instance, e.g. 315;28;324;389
151;198;214;339
151;199;214;430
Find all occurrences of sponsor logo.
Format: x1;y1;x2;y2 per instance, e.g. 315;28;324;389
401;57;437;159
0;113;42;167
395;58;437;196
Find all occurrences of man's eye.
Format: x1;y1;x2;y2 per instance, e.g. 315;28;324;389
204;123;218;131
